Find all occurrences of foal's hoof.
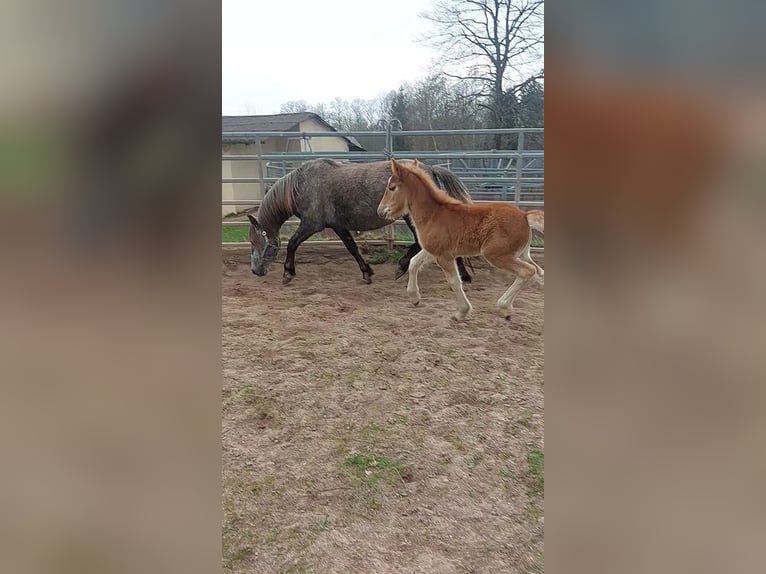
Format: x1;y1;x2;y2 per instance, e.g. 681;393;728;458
394;267;407;280
362;273;373;284
282;274;294;285
451;310;471;321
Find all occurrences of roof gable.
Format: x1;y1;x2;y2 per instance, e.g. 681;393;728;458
222;113;365;150
222;112;318;133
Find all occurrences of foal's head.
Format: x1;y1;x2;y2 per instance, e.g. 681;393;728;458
247;214;279;276
377;159;422;220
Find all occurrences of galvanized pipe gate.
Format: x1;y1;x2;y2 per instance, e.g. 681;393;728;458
222;126;543;251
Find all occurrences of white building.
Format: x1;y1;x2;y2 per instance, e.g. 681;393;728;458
222;113;363;216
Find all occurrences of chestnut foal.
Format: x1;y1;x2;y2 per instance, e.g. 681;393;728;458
377;159;544;320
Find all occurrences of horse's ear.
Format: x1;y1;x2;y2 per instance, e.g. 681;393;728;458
390;159;400;176
247;214;260;228
413;159;419;168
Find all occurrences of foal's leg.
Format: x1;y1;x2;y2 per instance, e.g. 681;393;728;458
406;249;433;305
283;220;322;285
396;243;421;280
396;215;421;280
435;255;472;320
332;227;374;284
521;243;544;284
490;256;537;319
456;257;472;284
398;215;471;284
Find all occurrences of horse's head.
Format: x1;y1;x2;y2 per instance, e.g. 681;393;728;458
247;214;279;276
377;159;418;220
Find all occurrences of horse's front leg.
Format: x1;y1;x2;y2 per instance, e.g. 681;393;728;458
332;227;374;284
283;220;321;285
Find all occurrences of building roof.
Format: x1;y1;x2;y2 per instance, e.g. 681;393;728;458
222;113;364;150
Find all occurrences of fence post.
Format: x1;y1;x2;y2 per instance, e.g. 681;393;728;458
384;120;395;251
514;131;525;206
255;137;266;205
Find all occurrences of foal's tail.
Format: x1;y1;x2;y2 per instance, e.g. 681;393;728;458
526;210;544;234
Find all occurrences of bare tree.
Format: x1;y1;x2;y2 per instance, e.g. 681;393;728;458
421;0;544;134
279;100;311;113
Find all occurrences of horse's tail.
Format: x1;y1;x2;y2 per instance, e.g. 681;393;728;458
427;165;473;204
257;167;302;242
526;209;544;233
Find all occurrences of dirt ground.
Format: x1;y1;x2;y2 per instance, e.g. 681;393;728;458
222;247;544;573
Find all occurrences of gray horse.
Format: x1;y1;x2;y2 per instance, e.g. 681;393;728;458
247;158;473;284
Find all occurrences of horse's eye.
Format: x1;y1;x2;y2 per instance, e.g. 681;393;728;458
388;185;396;192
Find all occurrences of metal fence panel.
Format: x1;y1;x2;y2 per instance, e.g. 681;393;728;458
222;127;543;250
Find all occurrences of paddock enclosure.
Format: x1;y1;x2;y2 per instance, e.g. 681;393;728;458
222;127;544;573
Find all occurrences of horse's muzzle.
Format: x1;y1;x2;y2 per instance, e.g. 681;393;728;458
377;206;391;219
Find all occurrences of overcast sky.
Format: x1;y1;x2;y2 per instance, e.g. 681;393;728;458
222;0;439;115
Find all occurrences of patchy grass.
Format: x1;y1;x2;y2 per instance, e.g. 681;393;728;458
223;226;249;243
344;453;409;511
367;249;393;265
526;448;544;495
390;414;409;427
467;453;484;468
222;255;544;572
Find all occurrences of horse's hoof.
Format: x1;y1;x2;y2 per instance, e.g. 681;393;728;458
362;274;373;284
282;275;294;285
394;268;407;280
461;275;472;284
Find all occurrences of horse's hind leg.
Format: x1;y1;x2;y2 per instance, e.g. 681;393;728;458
435;255;472;320
396;215;421;280
333;227;374;284
283;220;321;285
456;257;472;284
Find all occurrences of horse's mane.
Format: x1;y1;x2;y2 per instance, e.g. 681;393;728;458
403;163;463;206
423;164;473;204
257;167;302;243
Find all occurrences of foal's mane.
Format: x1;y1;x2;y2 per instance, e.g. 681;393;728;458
402;162;462;206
